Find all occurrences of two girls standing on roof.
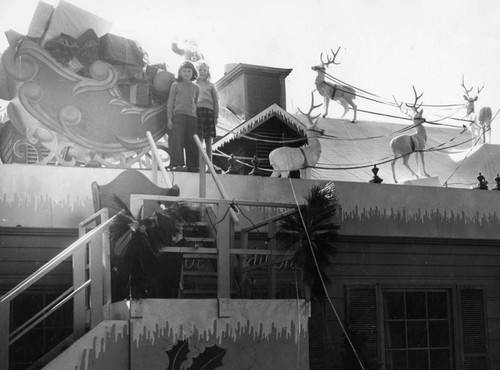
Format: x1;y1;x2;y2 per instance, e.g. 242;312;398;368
196;60;219;162
166;60;219;171
167;60;200;172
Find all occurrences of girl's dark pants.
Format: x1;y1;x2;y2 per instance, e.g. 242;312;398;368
168;114;199;170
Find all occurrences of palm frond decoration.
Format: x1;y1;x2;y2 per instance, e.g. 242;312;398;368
277;181;340;300
108;195;199;299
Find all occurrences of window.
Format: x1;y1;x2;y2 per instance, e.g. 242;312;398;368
344;286;488;370
383;290;452;370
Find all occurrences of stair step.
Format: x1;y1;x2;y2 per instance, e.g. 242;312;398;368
183;271;217;276
180;237;215;242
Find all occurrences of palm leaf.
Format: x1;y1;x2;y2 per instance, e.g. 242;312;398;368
108;195;198;299
277;181;340;300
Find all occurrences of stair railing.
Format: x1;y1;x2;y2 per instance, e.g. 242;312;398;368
193;134;239;224
146;130;173;188
0;208;113;369
130;195;297;303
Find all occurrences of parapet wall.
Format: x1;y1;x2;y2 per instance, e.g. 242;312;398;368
1;164;499;239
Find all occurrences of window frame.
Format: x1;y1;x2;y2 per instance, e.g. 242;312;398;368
372;283;488;370
378;286;455;370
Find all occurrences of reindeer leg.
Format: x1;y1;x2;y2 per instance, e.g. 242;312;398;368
402;155;418;178
281;171;290;178
339;98;349;118
391;158;398;183
270;170;280;177
322;95;329;118
350;101;357;123
420;152;429;177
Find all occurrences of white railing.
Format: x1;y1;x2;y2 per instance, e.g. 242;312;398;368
0;209;112;369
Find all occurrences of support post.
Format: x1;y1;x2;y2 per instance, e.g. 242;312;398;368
101;210;112;319
0;301;9;370
89;233;104;328
199;146;206;198
74;224;88;339
217;203;231;299
268;221;277;299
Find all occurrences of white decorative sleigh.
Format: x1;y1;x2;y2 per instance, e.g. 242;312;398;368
2;38;168;167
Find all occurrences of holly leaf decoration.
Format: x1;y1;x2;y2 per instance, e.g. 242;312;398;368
189;344;226;370
165;340;189;370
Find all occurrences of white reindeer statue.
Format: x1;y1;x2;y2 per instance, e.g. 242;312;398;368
390;86;430;184
461;75;492;146
269;93;324;178
311;47;357;123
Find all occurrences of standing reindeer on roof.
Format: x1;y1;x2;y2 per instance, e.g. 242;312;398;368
312;47;357;123
269;92;324;178
461;75;492;146
390;86;430;183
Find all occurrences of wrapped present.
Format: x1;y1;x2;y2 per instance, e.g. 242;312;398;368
44;33;81;71
151;71;175;104
144;63;167;83
27;1;54;42
41;0;112;46
99;33;146;67
112;65;145;82
118;83;152;107
74;28;99;77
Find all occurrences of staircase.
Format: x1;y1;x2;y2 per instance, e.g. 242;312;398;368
177;221;218;298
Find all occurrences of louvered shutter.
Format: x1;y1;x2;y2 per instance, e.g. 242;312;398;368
460;288;488;370
345;285;379;369
309;299;325;370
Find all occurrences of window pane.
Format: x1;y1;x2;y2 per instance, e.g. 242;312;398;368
407;321;428;348
427;292;448;319
408;349;429;370
385;292;405;319
406;292;426;319
429;321;449;348
386;321;406;349
386;350;407;370
430;349;451;370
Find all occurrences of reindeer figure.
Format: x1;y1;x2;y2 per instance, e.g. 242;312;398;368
311;47;357;122
269;93;324;178
390;86;430;183
461;75;492;145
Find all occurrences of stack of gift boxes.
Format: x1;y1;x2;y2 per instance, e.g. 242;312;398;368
23;0;174;107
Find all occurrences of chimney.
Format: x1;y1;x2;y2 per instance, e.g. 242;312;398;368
216;63;292;121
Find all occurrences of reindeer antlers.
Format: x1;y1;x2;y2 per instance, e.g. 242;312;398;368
393;86;423;118
405;85;423;113
320;46;341;67
462;74;485;97
461;74;473;97
298;91;322;125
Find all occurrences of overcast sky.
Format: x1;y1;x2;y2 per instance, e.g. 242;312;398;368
1;0;500;139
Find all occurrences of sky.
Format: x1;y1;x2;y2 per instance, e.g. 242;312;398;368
1;0;500;140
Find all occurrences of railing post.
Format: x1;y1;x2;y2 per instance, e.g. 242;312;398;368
199;144;206;198
0;301;9;370
217;203;231;298
101;209;112;319
89;232;104;328
74;224;88;339
268;221;277;299
151;152;158;185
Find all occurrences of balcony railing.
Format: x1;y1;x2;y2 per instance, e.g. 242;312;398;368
0;208;112;369
0;193;301;368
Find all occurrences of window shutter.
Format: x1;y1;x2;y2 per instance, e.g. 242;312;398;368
460;288;488;370
345;285;379;369
309;299;325;370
